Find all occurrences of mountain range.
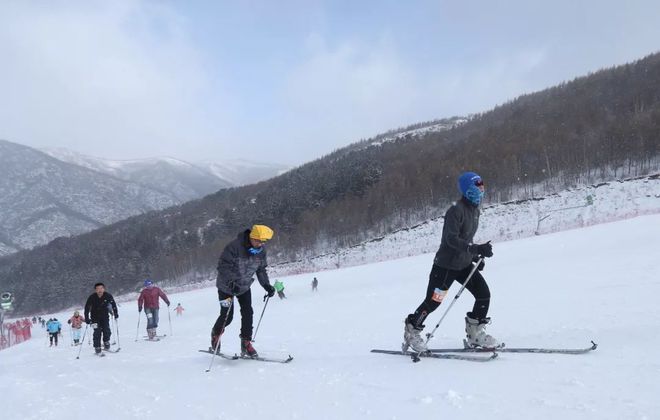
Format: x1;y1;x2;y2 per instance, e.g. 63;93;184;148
0;142;287;255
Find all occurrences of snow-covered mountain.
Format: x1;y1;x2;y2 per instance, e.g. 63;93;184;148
42;148;229;202
0;140;178;254
43;148;289;197
197;159;290;186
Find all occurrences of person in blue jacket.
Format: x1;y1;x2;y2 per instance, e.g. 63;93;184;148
46;318;62;347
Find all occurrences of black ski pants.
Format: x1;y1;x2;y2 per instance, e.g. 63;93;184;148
408;263;490;328
92;318;111;349
212;289;254;340
49;332;58;345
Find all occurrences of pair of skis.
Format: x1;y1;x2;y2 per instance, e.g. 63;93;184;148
94;347;121;357
199;348;293;364
143;334;167;342
371;340;598;362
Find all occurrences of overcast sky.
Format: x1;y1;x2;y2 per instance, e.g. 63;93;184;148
1;1;659;166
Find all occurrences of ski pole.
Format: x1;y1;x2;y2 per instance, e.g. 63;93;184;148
206;298;233;373
253;295;270;342
167;305;173;336
114;317;120;349
134;312;141;342
76;324;89;359
69;325;74;346
412;257;484;363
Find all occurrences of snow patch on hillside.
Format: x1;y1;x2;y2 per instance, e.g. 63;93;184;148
272;174;660;275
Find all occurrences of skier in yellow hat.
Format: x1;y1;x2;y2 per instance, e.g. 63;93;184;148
210;224;276;357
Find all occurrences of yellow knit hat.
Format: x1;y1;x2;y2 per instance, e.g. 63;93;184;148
249;225;274;242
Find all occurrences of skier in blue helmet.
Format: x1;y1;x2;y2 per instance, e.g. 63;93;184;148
403;171;498;351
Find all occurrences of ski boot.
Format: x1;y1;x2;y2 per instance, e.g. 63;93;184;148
465;315;500;349
403;319;427;353
210;328;223;352
147;328;157;340
95;347;102;355
240;336;258;358
103;341;111;351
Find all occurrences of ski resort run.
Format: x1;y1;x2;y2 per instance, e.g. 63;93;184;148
1;214;658;420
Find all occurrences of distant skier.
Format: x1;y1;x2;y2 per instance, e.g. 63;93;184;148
210;225;276;358
138;280;170;340
84;282;119;355
46;318;61;347
312;277;318;292
174;303;184;316
274;280;286;299
67;310;85;345
403;172;498;352
32;316;37;324
40;318;46;328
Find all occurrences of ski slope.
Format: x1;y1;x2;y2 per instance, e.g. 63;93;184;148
1;215;659;420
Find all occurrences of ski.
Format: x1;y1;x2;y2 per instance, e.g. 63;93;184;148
94;352;106;357
143;335;167;339
371;349;497;362
103;347;121;353
198;349;240;360
238;354;294;364
428;340;598;355
143;338;161;342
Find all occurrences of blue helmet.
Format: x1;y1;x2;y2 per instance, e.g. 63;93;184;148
144;279;153;287
458;172;484;205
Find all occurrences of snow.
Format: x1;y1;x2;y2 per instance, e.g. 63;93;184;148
367;118;467;147
2;214;659;420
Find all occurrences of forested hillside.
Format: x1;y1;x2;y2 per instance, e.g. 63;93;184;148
2;52;659;314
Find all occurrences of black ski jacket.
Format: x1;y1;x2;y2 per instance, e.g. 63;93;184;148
433;197;481;270
84;292;118;323
216;230;271;296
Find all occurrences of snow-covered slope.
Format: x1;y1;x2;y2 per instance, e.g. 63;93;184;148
366;117;468;147
1;215;658;419
0;140;178;254
274;174;660;274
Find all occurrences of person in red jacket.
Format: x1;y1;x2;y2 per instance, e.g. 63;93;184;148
138;280;170;340
67;310;85;345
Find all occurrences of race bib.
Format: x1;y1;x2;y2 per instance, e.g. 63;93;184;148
431;288;447;303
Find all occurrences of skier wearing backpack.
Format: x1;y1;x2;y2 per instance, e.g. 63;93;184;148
84;282;119;355
210;225;276;358
138;280;170;340
67;311;85;345
403;172;498;352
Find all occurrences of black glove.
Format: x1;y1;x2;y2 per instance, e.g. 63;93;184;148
264;284;276;298
114;314;119;319
231;284;242;295
475;259;485;271
469;241;493;258
85;318;91;325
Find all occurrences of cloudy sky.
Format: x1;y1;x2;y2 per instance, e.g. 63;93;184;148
1;1;659;165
